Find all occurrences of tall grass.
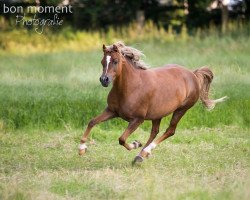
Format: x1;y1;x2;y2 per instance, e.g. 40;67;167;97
0;21;249;54
0;29;249;130
0;127;249;199
0;23;249;200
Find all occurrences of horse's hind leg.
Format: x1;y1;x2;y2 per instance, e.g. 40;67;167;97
133;119;161;163
135;108;188;161
79;108;116;155
144;119;161;147
118;118;144;151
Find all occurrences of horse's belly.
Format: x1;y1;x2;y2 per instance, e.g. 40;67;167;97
144;84;187;119
145;100;180;119
116;104;147;121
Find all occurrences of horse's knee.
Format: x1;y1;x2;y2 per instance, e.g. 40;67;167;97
167;124;176;136
118;137;125;145
153;129;159;135
88;119;96;128
169;130;175;137
80;138;87;143
164;127;175;138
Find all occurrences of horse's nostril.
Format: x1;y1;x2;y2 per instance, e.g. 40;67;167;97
105;77;109;82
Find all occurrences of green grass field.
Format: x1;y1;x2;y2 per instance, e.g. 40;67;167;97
0;34;249;199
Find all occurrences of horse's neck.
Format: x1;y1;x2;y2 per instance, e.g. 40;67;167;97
113;59;140;95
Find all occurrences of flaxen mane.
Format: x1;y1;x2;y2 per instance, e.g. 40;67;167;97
107;41;148;70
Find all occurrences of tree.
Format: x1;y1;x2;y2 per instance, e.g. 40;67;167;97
187;0;213;29
72;0;159;30
219;0;229;33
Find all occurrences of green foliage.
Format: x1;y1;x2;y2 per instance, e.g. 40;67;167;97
72;0;159;29
1;21;249;54
0;127;249;199
0;28;249;130
187;0;213;28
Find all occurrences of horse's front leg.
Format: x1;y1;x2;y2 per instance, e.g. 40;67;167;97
118;118;144;151
79;108;116;155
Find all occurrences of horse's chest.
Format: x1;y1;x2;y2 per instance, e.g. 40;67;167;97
108;94;147;119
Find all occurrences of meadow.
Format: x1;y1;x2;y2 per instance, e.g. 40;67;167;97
0;28;249;199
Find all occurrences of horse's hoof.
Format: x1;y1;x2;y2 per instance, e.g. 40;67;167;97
132;140;143;149
78;148;87;156
141;150;151;158
135;140;143;147
132;155;144;165
79;143;87;155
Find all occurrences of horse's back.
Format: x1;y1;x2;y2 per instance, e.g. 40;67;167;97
147;64;198;86
152;64;192;75
151;64;199;88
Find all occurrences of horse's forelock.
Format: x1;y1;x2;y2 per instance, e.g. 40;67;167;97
106;41;148;70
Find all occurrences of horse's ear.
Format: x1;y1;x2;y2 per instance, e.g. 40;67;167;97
103;44;106;52
113;44;119;52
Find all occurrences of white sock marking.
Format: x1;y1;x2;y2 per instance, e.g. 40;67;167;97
143;142;157;153
128;143;134;149
79;143;87;150
105;55;111;75
129;141;140;149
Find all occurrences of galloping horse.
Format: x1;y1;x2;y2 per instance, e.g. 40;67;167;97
79;42;226;164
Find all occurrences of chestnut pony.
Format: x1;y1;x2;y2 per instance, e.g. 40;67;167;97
79;42;226;164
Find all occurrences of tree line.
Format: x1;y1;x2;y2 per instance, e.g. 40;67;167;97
0;0;249;32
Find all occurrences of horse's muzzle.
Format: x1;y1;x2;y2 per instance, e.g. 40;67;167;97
100;75;111;87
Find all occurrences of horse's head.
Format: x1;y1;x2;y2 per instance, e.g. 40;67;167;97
100;44;122;87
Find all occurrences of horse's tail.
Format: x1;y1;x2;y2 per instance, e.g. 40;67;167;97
193;67;227;110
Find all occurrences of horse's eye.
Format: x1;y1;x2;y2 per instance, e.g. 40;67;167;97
113;60;118;65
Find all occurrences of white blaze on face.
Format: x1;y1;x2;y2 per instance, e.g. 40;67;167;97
105;55;111;75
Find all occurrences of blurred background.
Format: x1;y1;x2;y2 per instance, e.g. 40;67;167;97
0;0;249;52
0;0;249;130
0;1;250;200
0;0;249;31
